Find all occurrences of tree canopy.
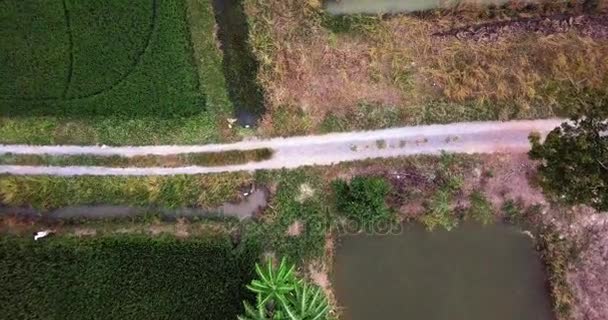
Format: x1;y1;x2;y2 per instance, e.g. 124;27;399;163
529;105;608;211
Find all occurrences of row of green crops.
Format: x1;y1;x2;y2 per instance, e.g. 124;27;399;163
1;0;203;118
0;234;260;320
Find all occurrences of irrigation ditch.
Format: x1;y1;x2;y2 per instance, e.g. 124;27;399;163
212;0;265;127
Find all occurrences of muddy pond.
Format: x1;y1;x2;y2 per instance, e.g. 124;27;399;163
332;222;555;320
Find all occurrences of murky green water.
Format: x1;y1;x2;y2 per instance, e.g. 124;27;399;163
333;223;555;320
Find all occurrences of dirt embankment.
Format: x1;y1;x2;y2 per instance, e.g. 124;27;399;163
434;14;608;41
556;210;608;320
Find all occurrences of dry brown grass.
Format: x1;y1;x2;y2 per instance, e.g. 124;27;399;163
420;33;608;110
245;0;608;135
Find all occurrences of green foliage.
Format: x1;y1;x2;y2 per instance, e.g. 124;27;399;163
246;258;298;307
419;152;466;231
333;176;392;225
0;115;221;145
0;172;252;209
0;234;260;320
239;258;330;320
322;14;381;34
420;189;457;231
537;228;576;320
186;0;234;115
320;103;400;133
0;148;272;167
249;169;329;263
502;199;524;224
0;1;69;98
467;190;494;225
529;103;608;211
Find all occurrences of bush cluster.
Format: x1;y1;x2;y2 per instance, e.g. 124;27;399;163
333;176;392;226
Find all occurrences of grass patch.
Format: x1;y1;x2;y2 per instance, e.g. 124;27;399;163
186;0;233;116
247;168;330;263
467;190;494;225
333;176;393;227
0;172;253;210
0;148;272;167
0;234;259;320
419;153;465;231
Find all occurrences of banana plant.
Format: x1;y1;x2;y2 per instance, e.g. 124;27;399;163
279;282;330;320
238;257;330;320
246;257;297;307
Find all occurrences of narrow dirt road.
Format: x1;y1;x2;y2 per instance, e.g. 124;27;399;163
0;119;564;176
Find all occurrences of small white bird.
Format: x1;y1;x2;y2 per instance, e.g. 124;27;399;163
34;230;52;241
226;118;237;129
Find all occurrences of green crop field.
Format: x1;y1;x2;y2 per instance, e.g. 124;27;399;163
0;0;233;145
0;234;259;320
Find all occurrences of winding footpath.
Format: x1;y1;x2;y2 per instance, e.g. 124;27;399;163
0;119;564;176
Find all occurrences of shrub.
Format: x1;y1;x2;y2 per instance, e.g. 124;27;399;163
332;176;392;225
467;190;493;225
420;189;458;231
502;199;524;224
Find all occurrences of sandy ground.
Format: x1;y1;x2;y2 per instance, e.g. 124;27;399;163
0;119;564;176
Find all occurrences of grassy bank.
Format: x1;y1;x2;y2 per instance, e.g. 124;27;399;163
0;148;272;167
0;234;259;320
244;0;608;136
0;172;253;210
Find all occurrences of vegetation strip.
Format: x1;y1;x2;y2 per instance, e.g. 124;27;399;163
0;149;272;168
0;234;259;320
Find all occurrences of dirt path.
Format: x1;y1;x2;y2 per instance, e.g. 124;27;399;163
0;119;564;176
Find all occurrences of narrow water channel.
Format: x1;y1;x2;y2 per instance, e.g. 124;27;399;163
0;189;267;221
333;223;555;320
212;0;264;127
